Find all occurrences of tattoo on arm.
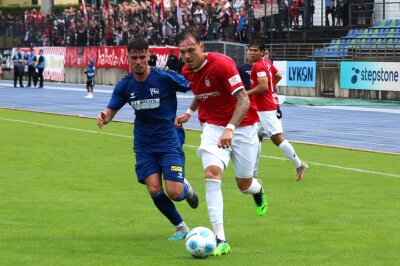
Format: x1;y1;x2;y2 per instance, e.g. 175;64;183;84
230;89;250;126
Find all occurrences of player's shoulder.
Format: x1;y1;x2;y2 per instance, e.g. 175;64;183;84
208;52;235;64
151;66;185;80
115;72;133;88
151;66;176;75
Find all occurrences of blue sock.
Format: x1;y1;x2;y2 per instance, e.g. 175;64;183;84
176;181;189;201
151;190;183;226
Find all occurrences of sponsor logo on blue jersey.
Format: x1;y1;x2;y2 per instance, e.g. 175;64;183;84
171;166;183;172
130;98;160;110
150;88;159;96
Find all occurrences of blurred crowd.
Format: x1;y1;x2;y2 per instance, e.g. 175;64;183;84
0;0;373;47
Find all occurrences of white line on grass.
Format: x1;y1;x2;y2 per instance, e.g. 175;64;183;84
1;117;399;178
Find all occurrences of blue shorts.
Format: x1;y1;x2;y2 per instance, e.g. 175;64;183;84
135;148;185;184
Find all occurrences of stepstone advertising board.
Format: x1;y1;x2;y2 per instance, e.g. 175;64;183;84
340;61;400;91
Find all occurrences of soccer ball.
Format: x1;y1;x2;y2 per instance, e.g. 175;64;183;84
184;227;216;258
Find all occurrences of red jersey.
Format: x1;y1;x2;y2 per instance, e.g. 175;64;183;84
182;53;259;127
250;58;279;111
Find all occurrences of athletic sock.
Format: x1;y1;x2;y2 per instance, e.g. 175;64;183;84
151;190;183;226
176;181;189;201
242;178;262;194
175;221;188;230
205;179;225;241
279;139;302;168
242;178;263;205
213;223;225;242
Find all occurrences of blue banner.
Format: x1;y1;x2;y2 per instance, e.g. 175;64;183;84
340;61;400;91
286;61;316;88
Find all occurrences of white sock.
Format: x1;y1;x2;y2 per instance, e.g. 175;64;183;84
279;139;302;168
176;221;187;230
205;179;225;241
213;223;225;241
241;178;262;194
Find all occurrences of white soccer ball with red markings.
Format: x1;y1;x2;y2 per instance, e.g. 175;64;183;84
184;227;216;258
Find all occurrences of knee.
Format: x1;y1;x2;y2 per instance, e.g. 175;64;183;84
236;178;253;192
165;184;183;201
204;166;222;180
271;134;285;146
147;183;163;196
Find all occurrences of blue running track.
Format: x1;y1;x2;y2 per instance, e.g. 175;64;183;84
0;80;399;154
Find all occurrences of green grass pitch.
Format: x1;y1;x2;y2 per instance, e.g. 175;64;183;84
0;108;399;265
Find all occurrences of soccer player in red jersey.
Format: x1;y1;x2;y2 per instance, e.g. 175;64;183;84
247;39;308;181
174;31;267;256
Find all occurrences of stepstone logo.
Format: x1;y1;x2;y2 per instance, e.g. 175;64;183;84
341;62;400;91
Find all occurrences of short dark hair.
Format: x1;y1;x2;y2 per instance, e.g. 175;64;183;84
175;30;201;46
127;38;149;53
248;39;266;51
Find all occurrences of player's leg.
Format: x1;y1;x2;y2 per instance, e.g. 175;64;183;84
85;81;92;98
200;151;230;256
231;124;267;216
136;151;188;240
197;123;231;255
260;111;308;181
14;67;18;87
270;133;307;181
33;68;38;87
38;69;44;88
162;148;199;209
18;67;24;87
89;80;94;94
27;66;32;87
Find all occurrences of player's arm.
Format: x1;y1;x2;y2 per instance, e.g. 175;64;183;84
247;76;268;95
97;108;117;128
230;88;250;126
218;88;249;149
274;72;282;85
174;99;198;128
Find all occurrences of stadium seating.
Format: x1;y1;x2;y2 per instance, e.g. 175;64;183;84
313;19;400;59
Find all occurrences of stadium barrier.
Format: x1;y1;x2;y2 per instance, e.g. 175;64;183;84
1;44;399;101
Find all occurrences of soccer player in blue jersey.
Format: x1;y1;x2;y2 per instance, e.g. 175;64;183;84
96;38;199;240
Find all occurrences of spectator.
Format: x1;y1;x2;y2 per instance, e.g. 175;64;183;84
297;0;305;27
12;47;26;88
338;0;349;26
26;48;37;87
34;49;45;88
148;49;157;67
166;49;180;72
238;8;248;43
325;0;335;26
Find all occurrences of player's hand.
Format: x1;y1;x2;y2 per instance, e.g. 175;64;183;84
174;114;190;128
218;128;233;149
97;112;106;128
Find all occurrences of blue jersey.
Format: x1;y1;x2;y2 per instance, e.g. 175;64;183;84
86;66;96;81
107;67;190;152
237;63;252;91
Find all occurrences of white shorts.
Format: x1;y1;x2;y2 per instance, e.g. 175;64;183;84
197;123;259;178
257;111;283;137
